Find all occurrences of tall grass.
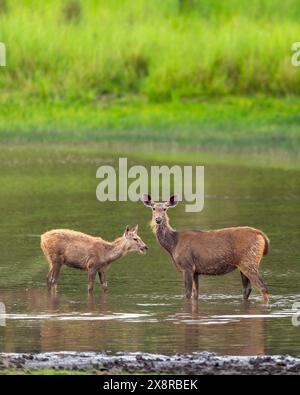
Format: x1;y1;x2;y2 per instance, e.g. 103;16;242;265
0;0;299;103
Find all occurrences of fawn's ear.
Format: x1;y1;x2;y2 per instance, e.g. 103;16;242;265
124;225;130;237
142;194;153;207
167;194;179;208
132;224;138;233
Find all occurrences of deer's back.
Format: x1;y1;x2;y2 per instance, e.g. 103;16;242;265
173;226;267;275
41;229;106;268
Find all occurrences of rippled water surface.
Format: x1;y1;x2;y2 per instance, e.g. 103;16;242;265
0;146;299;356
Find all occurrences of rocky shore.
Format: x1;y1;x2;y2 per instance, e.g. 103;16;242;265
1;352;300;375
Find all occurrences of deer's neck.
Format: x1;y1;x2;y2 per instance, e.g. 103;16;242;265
153;220;178;255
106;237;128;262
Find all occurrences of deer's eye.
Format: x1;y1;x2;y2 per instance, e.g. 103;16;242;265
163;208;167;211
152;208;155;211
133;238;138;241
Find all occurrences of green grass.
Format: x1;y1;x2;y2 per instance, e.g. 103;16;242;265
0;1;300;155
0;0;300;101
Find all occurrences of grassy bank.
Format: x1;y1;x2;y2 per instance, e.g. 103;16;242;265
0;97;299;156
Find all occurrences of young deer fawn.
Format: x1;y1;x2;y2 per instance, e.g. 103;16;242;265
143;194;270;304
41;225;148;293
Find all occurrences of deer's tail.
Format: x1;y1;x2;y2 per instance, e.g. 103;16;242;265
258;231;270;256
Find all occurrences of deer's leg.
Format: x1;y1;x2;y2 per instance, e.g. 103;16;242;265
239;264;269;304
191;273;199;300
240;272;252;300
46;254;54;289
47;268;54;290
46;255;61;291
98;270;108;292
183;270;194;299
88;267;97;294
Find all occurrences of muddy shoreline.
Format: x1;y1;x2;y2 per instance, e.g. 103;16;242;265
1;352;300;375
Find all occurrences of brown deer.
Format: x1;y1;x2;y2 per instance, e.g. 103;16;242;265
41;225;148;293
142;194;270;304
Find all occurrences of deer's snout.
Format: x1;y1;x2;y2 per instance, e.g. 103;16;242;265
155;217;162;224
140;244;149;254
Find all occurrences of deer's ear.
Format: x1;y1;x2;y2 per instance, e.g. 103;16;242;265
124;225;130;237
142;194;153;207
167;194;179;208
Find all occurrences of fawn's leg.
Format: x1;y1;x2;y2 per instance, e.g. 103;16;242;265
46;255;61;291
46;255;54;289
191;273;199;300
240;272;252;300
49;263;61;291
183;270;194;299
98;270;108;292
88;267;97;294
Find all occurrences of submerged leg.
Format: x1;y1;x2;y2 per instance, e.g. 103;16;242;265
192;273;199;300
240;272;252;300
183;270;194;299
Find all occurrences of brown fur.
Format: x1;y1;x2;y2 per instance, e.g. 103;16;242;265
41;226;148;293
143;194;270;304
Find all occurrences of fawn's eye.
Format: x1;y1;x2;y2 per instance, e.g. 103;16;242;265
163;208;166;211
152;208;155;211
133;237;138;241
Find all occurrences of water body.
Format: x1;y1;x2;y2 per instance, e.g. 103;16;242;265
0;145;299;356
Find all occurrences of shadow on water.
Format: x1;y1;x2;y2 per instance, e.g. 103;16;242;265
0;146;300;356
